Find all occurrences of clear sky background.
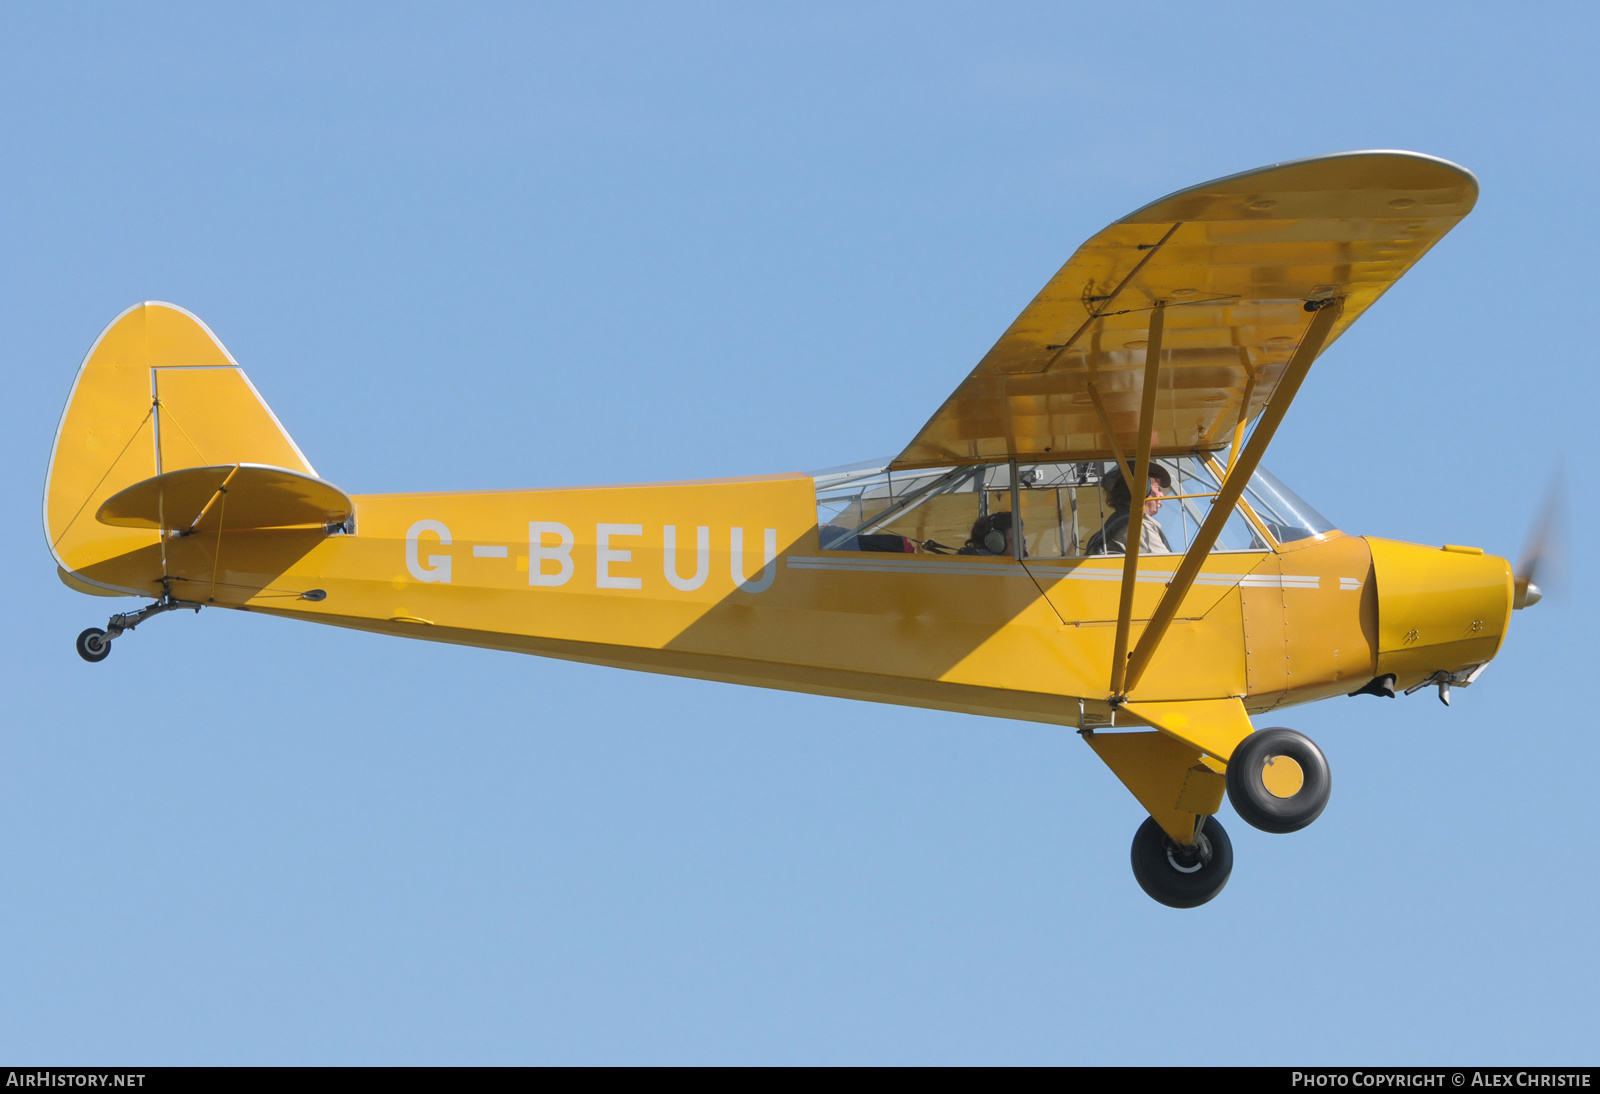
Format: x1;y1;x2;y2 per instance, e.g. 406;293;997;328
2;3;1595;1065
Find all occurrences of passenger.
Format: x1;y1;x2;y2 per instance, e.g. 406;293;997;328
959;510;1019;557
1086;464;1173;555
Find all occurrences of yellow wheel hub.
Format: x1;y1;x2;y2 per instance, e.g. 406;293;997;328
1261;756;1305;798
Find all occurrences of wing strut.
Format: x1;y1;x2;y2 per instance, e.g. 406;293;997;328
1223;369;1258;474
1108;301;1165;697
1120;298;1344;697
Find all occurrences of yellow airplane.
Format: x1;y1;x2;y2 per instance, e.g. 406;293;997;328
44;150;1544;908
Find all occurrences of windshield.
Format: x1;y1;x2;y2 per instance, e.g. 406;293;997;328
1240;466;1337;543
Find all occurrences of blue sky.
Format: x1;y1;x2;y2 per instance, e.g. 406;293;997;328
3;3;1595;1064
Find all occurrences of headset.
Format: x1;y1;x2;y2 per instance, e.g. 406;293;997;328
978;512;1012;555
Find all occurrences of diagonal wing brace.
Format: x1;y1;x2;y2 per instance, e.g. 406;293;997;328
1108;300;1165;697
1119;298;1344;697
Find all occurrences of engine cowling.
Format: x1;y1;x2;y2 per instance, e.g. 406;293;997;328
1364;538;1513;692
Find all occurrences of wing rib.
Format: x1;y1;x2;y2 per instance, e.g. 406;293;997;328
1087;382;1135;485
1039;222;1181;371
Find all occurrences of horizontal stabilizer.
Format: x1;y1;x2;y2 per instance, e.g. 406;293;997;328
95;464;353;534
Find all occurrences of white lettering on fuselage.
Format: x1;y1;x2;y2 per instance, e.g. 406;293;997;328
730;527;778;593
406;519;453;583
403;521;777;594
663;525;710;591
596;524;643;589
529;521;575;586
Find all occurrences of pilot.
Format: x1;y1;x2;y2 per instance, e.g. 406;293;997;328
1086;463;1173;555
960;510;1019;557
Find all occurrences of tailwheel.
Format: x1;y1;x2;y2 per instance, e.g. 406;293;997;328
70;596;202;665
1226;727;1331;834
76;627;111;663
1130;815;1233;908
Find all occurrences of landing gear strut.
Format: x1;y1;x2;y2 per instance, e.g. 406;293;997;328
74;595;202;663
1130;815;1233;908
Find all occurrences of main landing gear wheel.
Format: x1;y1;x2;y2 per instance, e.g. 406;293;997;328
1226;727;1331;834
76;627;111;663
1130;815;1233;908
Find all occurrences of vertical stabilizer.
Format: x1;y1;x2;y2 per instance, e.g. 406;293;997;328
44;302;315;596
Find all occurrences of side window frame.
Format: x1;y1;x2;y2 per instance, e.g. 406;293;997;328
815;455;1284;558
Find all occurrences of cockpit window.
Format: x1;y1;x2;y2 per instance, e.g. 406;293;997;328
813;456;1274;557
1239;465;1337;543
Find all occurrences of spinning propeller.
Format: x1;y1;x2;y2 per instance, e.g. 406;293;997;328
1513;469;1564;610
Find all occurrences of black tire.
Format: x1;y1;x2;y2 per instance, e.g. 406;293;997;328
1226;727;1330;834
76;627;111;663
1130;815;1233;909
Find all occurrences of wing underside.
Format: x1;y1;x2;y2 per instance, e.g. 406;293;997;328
892;151;1477;470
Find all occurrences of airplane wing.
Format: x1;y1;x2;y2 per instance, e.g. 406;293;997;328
891;151;1477;470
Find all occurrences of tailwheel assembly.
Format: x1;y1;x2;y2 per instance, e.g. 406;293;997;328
1226;727;1331;833
1130;814;1233;908
73;594;201;663
75;628;111;663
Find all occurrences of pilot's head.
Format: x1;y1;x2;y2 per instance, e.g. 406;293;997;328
1104;463;1172;515
969;510;1015;554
